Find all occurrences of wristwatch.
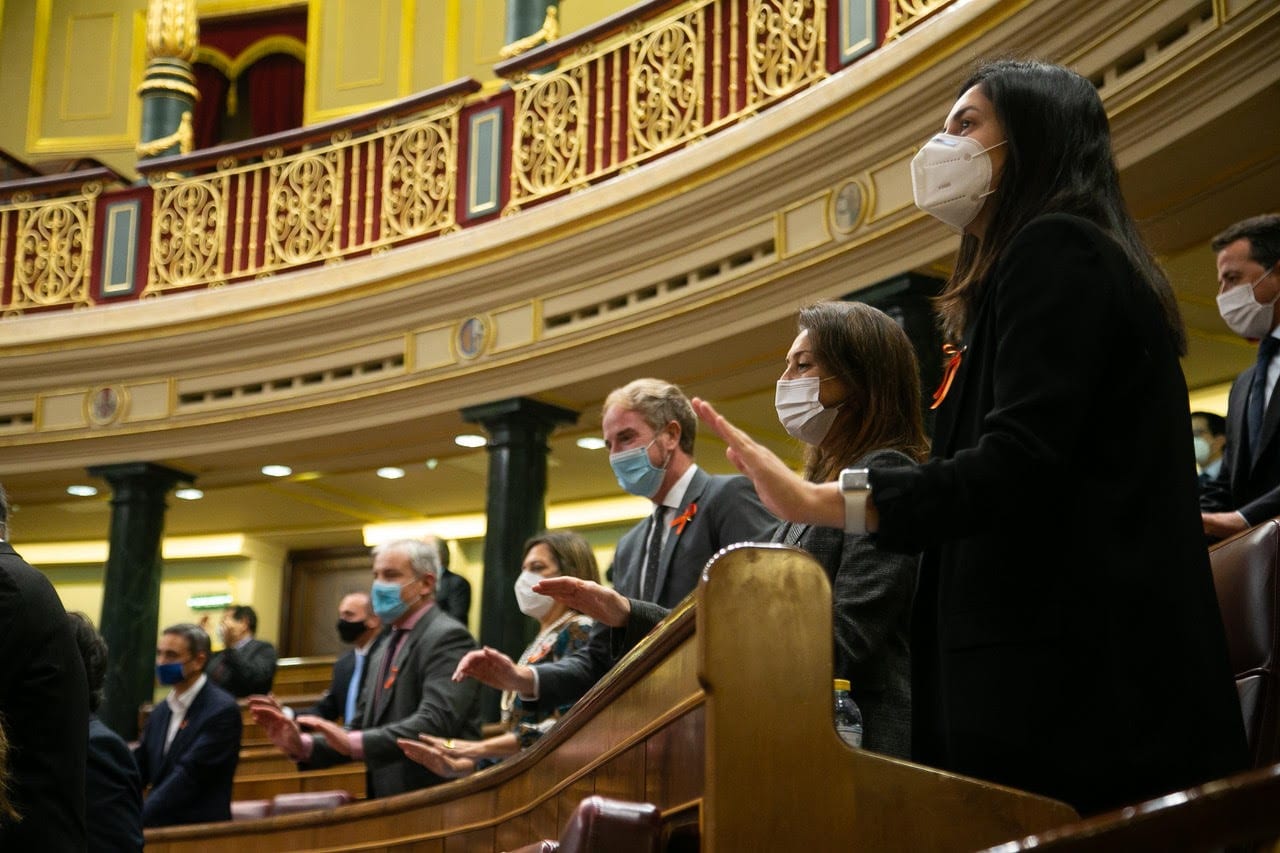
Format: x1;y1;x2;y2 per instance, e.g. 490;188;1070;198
839;468;871;535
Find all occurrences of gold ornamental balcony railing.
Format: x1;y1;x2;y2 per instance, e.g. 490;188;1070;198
0;0;965;315
135;80;480;295
495;0;829;211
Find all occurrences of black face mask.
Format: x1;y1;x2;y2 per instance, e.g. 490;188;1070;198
336;618;366;644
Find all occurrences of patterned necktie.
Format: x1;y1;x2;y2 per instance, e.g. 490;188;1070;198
372;628;404;712
344;651;365;726
1248;335;1280;458
640;506;667;603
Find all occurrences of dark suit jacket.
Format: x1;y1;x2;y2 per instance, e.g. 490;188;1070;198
435;569;472;627
87;715;144;852
134;678;242;827
306;605;481;797
208;636;278;697
872;215;1248;814
0;542;88;852
775;448;917;760
1200;351;1280;526
533;468;778;710
303;630;387;722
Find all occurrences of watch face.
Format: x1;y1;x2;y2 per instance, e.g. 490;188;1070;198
840;469;870;491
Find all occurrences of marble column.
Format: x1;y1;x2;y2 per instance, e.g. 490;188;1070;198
88;462;192;739
461;397;577;720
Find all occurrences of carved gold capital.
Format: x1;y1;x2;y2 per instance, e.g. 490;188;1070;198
146;0;199;62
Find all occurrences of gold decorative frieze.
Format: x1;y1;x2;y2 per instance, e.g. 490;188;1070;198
512;72;589;201
509;0;828;208
629;15;704;154
885;0;956;40
150;177;225;290
8;190;98;312
748;0;826;97
145;100;462;294
382;114;459;238
267;150;341;265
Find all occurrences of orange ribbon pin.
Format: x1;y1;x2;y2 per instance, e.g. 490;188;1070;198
670;503;697;535
930;344;967;410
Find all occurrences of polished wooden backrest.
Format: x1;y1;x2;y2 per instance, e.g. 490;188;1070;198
1209;517;1280;767
145;545;1076;852
979;762;1280;852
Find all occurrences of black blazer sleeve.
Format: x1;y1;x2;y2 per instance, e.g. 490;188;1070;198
873;216;1148;549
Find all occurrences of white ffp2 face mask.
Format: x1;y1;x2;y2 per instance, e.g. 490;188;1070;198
514;570;554;620
1217;268;1277;340
775;376;839;445
911;133;1005;233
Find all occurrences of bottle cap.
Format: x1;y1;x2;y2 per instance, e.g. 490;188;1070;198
833;678;851;691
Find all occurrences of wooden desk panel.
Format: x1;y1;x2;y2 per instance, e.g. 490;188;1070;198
147;546;1075;852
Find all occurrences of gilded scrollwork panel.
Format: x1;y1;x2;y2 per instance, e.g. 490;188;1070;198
382;114;458;238
148;177;224;292
266;149;342;266
11;195;95;310
885;0;955;40
628;13;704;156
511;70;589;202
748;0;827;100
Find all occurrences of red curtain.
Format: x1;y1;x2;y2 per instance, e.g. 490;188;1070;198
245;53;305;138
193;62;231;150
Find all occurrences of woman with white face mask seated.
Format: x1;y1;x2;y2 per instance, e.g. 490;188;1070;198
397;531;599;777
772;300;927;759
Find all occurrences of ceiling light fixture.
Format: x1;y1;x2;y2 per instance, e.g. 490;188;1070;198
425;458;439;470
576;437;607;450
454;434;487;448
174;488;204;500
377;466;406;479
261;464;293;478
66;485;98;497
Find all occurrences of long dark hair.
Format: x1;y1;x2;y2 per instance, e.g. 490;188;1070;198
799;301;929;483
935;59;1185;354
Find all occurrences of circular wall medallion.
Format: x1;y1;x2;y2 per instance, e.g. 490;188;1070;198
457;315;490;360
829;180;866;234
86;385;125;426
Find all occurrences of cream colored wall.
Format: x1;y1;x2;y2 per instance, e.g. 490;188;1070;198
38;536;286;647
0;0;145;175
558;0;633;35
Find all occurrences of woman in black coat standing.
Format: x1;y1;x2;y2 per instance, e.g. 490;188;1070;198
694;59;1247;815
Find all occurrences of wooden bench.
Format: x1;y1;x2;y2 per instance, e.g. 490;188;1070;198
145;545;1076;852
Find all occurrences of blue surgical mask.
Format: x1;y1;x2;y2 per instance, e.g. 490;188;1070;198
609;436;668;498
371;579;412;622
156;661;187;686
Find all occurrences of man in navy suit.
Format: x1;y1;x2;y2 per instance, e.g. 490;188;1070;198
134;623;241;827
454;378;777;710
293;591;384;724
1202;214;1280;539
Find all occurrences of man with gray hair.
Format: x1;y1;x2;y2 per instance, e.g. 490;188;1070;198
251;539;481;797
454;378;778;712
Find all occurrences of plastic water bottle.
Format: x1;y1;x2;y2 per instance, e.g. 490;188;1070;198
833;678;863;748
